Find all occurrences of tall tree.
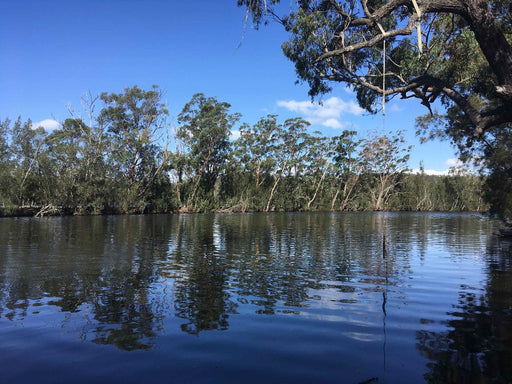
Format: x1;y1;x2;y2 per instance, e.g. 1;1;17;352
305;133;332;209
264;117;310;212
444;166;485;211
45;115;110;214
481;127;512;219
227;115;282;211
235;115;281;189
360;130;411;211
177;93;240;210
10;118;48;206
98;86;171;213
329;130;362;211
0;119;14;206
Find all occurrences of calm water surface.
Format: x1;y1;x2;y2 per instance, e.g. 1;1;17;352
0;212;511;383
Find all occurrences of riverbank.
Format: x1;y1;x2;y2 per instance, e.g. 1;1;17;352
0;204;490;218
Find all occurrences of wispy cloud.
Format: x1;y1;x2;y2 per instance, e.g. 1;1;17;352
445;158;463;167
389;103;403;112
277;97;363;129
410;157;477;176
32;119;61;131
343;86;354;94
410;168;450;176
230;129;241;141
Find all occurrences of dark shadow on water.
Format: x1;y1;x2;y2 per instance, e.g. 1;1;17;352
0;215;170;351
416;238;512;383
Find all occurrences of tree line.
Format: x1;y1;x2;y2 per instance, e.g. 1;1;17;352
0;86;487;216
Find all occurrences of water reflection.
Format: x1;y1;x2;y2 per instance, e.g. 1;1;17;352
0;213;510;383
0;216;170;350
417;238;512;383
170;215;237;334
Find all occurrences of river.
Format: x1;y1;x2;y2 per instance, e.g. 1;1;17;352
0;212;510;383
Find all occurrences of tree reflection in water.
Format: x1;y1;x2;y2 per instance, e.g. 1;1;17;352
171;215;237;334
0;212;510;384
417;239;512;383
167;212;395;330
0;216;171;350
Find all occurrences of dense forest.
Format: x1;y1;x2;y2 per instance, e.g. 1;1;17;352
0;86;487;216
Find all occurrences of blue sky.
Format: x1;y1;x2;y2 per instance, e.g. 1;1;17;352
0;0;458;173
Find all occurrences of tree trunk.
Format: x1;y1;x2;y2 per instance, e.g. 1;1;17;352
464;0;512;95
255;159;262;188
339;173;360;211
265;175;281;212
307;163;330;209
331;185;341;211
188;139;214;209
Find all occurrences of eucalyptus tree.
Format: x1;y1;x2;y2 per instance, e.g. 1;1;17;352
98;86;171;213
0;119;10;163
235;114;281;189
481;127;512;219
282;117;312;179
239;0;512;135
43;120;81;208
305;133;333;209
45;116;110;213
444;166;486;211
329;130;362;211
264;117;310;212
405;162;435;211
228;115;282;210
68;93;110;203
9;118;48;206
360;130;411;211
177;93;240;210
167;149;189;209
1;118;67;210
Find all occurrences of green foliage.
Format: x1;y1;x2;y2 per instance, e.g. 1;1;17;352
481;126;512;220
99;85;171;213
234;115;280;186
485;172;512;220
240;1;512;130
237;0;281;27
176;93;240;210
0;119;14;206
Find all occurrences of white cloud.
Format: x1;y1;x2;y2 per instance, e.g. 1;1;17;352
409;158;479;176
323;118;344;129
410;168;450;176
277;96;363;129
445;158;463;167
32;119;61;131
389;104;403;112
230;129;241;141
343;86;354;94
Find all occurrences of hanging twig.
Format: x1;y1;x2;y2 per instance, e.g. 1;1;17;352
411;0;423;54
377;22;387;134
